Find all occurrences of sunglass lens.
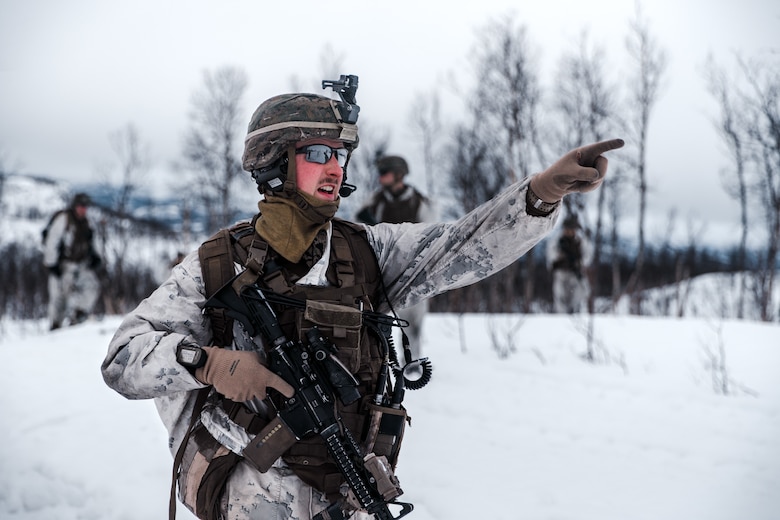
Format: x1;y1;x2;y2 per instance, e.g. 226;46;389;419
334;148;348;167
298;145;348;167
306;145;329;164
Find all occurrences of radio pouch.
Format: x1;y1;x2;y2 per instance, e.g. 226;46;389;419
363;402;409;470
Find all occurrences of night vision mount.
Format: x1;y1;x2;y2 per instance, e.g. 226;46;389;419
322;74;360;124
321;73;359;197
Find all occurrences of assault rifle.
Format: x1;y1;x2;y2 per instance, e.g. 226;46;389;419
205;274;414;520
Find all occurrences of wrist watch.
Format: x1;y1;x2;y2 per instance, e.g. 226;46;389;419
176;344;208;369
526;185;560;216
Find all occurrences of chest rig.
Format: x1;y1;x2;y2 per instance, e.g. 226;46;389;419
369;188;425;224
173;217;409;520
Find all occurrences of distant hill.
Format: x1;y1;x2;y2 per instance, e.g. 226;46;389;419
0;173;207;251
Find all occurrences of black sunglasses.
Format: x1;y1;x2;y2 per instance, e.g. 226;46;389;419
295;144;349;167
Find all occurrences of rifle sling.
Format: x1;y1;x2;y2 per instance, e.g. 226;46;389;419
169;386;210;520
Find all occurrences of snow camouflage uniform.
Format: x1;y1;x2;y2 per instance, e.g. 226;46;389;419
101;91;560;520
546;217;593;314
43;194;101;329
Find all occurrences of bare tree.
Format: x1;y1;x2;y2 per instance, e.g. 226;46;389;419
552;30;620;316
606;171;626;309
183;66;249;232
706;51;780;321
623;2;667;314
472;15;542;181
105;123;149;216
95;123;151;313
704;55;750;318
469;14;544;312
553;31;616;150
446;121;507;217
487;315;525;359
739;54;780;321
674;217;706;318
435;118;509;312
409;89;443;198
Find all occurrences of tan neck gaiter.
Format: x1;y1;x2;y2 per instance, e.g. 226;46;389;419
255;190;339;263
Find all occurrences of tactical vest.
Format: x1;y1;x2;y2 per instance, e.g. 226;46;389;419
369;187;425;224
173;217;407;520
553;235;583;274
42;209;93;262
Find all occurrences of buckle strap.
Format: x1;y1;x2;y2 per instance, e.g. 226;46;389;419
245;239;269;275
329;230;355;288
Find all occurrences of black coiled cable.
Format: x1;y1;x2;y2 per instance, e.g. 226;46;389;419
394;358;433;391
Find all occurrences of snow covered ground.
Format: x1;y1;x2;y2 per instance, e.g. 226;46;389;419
0;312;778;520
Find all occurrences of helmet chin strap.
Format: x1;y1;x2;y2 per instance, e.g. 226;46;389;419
282;146;298;194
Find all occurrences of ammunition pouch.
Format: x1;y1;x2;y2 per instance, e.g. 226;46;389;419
299;299;363;373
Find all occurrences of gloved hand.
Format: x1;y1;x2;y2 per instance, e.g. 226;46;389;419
530;139;625;203
47;263;62;278
195;347;294;402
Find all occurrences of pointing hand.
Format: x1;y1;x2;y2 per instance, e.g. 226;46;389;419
530;138;625;203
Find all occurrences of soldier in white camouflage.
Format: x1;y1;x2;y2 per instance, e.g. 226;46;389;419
546;214;593;314
43;192;101;330
101;77;623;520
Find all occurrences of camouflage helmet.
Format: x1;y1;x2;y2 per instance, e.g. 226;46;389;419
563;215;581;229
71;192;91;207
376;155;409;178
242;93;359;172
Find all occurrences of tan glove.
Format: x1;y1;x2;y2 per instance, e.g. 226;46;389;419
195;347;294;402
530;138;625;203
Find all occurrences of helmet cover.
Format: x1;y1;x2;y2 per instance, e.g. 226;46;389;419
376;155;409;177
242;93;359;172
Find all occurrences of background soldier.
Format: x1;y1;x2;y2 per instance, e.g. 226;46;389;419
42;192;101;330
355;155;436;363
546;215;592;314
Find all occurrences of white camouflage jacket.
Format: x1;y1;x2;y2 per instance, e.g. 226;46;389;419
101;178;557;457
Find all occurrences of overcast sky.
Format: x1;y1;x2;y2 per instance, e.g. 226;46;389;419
1;0;777;247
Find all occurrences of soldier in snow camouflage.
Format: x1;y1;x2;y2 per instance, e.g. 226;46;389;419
43;192;102;330
102;76;623;520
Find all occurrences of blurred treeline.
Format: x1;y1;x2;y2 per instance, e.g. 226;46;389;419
0;5;777;322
